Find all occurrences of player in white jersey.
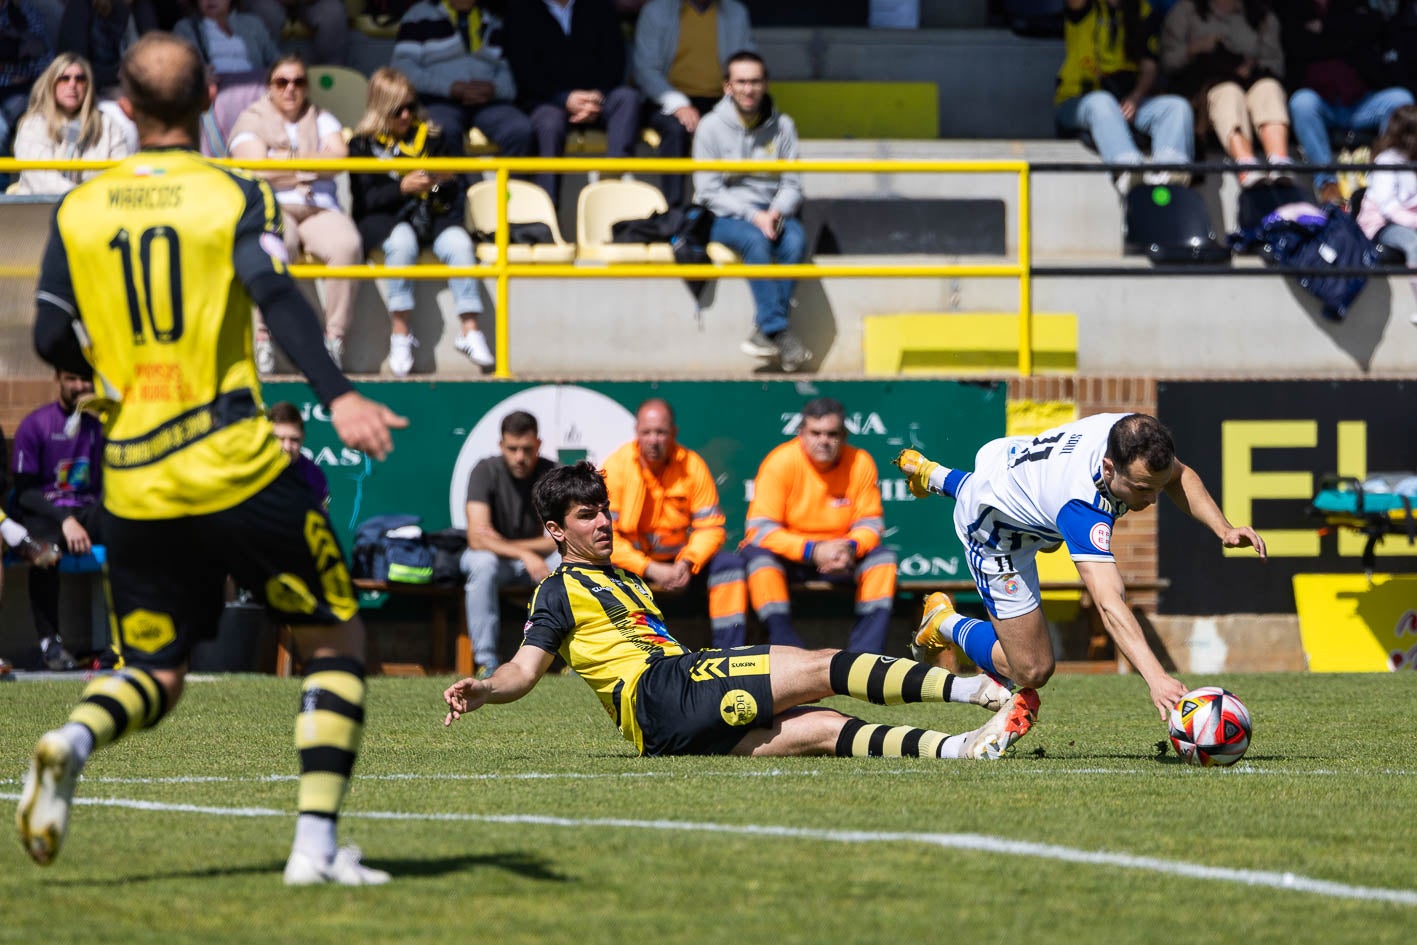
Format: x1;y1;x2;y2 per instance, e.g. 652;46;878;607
895;413;1266;721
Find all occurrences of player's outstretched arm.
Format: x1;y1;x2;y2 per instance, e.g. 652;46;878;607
1163;460;1267;560
329;392;408;463
892;449;940;498
443;646;556;726
1075;560;1188;720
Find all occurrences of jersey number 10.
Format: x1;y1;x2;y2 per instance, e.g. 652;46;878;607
109;226;185;344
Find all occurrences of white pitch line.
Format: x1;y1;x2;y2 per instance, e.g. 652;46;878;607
0;791;1413;906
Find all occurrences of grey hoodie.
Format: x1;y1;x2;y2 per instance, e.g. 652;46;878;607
691;93;802;221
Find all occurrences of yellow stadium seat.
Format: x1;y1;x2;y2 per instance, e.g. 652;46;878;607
465;179;576;264
706;242;740;264
308;65;369;131
862;312;1078;375
769;82;939;139
466;126;661;156
575;179;675;263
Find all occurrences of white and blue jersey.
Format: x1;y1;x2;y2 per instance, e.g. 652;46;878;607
932;413;1129;619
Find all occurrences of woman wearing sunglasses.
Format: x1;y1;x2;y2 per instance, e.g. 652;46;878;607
230;54;362;372
348;67;494;377
12;52;133;195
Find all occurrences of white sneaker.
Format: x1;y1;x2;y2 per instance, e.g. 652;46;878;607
255;337;276;375
324;336;344;369
16;731;82;866
388;333;417;378
454;329;495;368
960;689;1039;760
283;845;391;886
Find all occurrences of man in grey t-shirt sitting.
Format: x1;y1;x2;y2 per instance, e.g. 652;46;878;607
460;410;560;676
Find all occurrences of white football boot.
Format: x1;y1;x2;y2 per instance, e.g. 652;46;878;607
283;845;391;886
16;730;83;866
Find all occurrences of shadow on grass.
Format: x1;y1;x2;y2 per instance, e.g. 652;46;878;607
48;851;570;886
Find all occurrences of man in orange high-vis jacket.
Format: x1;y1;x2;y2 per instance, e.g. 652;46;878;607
741;397;897;651
603;398;747;648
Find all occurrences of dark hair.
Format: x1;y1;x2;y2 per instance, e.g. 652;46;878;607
1375;104;1417;160
119;33;208;130
266;53;307;86
500;410;539;438
1106;413;1176;472
723;49;768;80
801;397;845;422
1112;0;1146;67
532;461;608;529
1193;0;1270;30
268;401;304;428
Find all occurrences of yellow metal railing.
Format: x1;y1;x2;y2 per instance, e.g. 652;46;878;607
0;156;1035;376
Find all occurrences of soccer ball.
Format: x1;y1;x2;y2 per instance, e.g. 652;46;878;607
1168;686;1251;767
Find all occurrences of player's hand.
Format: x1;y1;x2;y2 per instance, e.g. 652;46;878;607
1222;526;1267;560
61;517;91;555
892;448;940;498
330;392;408;462
443;676;491;725
1147;673;1188;721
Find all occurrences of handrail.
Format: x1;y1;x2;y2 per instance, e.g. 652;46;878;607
0;155;1035;378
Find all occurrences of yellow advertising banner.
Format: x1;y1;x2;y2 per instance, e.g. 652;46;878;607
1292;574;1417;672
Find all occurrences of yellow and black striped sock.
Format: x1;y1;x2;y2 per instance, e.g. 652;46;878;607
834;717;951;758
67;669;168;749
828;651;954;706
295;656;367;820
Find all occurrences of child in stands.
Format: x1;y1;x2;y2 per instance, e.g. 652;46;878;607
1356;104;1417;323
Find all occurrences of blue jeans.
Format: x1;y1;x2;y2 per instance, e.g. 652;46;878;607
1055;90;1194;165
1375;223;1417;305
380;221;482;315
1290;87;1416;188
708;215;806;336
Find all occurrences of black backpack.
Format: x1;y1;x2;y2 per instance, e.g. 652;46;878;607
1124;184;1231;264
611;205;715;264
351;514;435;585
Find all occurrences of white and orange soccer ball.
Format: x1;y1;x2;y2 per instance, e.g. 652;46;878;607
1168;686;1252;767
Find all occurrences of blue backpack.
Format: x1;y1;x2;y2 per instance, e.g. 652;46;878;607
351;514;435;585
1257;204;1379;321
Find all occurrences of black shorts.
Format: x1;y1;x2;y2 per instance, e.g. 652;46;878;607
103;468;357;670
634;645;776;756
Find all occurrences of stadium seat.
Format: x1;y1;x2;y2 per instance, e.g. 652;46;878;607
575;179;676;263
308;65;369;131
465;126;663;156
862;312;1078;375
352;0;399;38
464;179;576;263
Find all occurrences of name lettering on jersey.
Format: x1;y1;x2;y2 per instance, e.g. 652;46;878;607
107;183;183;211
1059;433;1083;455
779;411;887;437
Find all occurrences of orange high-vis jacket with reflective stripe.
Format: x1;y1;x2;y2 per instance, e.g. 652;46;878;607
603;440;726;576
743;439;885;562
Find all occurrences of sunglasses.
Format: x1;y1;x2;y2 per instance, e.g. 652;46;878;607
271;76;308;90
56;73;89;85
393;101;418;116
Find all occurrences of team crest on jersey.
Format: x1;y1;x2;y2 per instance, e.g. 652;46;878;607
1089;522;1112;552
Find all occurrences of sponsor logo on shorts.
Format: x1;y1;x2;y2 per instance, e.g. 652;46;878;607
1002;578;1020;597
1089;522;1112;552
120;608;176;654
720;689;758;726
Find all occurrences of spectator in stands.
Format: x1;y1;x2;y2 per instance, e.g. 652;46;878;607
268;401;330;507
693;50;810;373
391;0;531;166
10;369;104;671
1055;0;1194;195
242;0;348;67
1279;0;1414;206
11;53;133;195
0;0;55;186
1356;104;1417;321
503;0;642;204
460;411;560;676
55;0;141;153
634;0;755;206
349;67;495;376
1161;0;1292;187
740;397;896;653
602;398;747;648
230;55;362;372
0;423;62;676
176;0;279;154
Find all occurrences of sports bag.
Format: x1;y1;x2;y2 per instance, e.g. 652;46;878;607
351;514;435;585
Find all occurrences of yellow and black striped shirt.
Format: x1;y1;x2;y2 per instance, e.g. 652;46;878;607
522;562;687;752
36;149;289;520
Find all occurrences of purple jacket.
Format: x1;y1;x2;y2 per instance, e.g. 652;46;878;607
293;454;330;508
11;402;103;524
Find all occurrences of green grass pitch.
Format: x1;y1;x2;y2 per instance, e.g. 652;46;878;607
2;671;1414;945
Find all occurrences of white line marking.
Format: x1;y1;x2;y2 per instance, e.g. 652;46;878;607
1;791;1413;906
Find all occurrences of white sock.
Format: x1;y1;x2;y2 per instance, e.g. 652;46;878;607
947;674;990;704
937;733;970;759
293;814;337;862
59;722;95;767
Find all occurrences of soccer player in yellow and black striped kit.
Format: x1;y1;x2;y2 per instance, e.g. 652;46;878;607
16;33;407;885
444;461;1040;761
